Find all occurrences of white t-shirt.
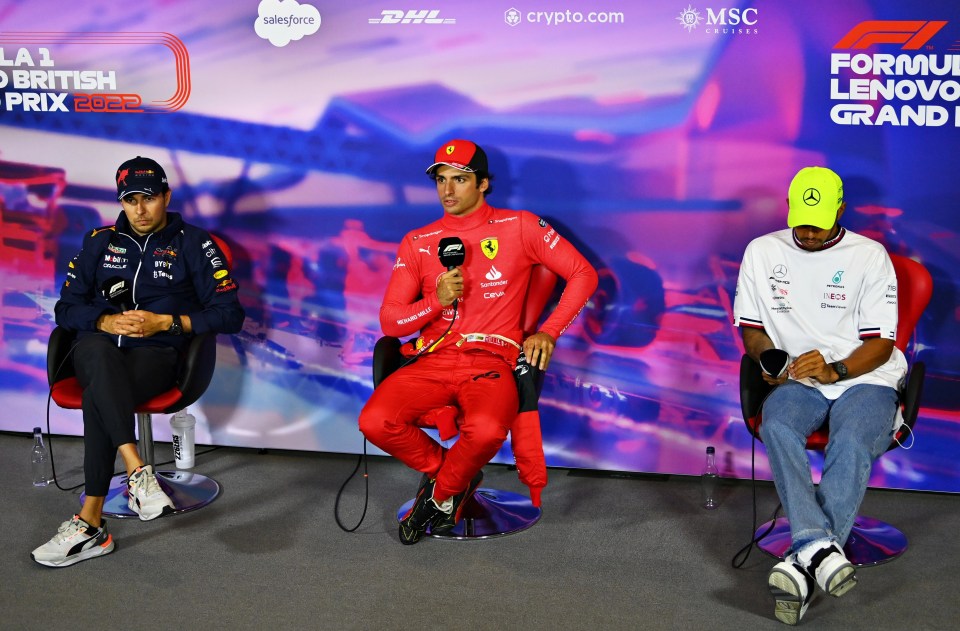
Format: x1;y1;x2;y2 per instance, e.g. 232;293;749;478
733;227;906;400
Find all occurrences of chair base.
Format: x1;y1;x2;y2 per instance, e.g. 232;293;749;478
755;515;908;567
79;470;221;519
396;487;542;539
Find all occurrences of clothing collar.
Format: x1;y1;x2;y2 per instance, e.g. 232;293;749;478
115;211;184;241
439;201;494;232
792;225;846;251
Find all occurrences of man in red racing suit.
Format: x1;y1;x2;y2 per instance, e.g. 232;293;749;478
359;139;597;544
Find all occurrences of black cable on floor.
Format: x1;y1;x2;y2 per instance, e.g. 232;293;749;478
334;439;369;532
44;344;84;492
731;432;782;568
731;386;782;569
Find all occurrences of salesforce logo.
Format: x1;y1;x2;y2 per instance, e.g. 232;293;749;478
255;0;321;47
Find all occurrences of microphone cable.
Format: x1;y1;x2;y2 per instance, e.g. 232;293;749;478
730;430;782;568
44;340;85;492
731;385;782;569
334;439;369;532
335;301;461;532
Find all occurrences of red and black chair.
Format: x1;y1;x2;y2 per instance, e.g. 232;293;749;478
740;253;933;566
374;265;558;539
46;235;234;518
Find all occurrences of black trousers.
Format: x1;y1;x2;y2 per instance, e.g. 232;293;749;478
73;335;179;496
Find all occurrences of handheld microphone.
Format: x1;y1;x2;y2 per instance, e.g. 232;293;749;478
438;237;466;315
101;276;133;312
759;348;790;378
438;237;465;270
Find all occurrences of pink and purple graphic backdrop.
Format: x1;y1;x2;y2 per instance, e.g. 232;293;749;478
1;0;957;491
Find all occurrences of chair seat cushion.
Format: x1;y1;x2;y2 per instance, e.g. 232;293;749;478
51;377;184;413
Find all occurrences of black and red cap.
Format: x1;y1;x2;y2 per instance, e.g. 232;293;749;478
116;156;168;200
426;139;488;174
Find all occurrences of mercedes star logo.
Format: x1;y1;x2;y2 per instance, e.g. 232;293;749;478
803;187;821;206
773;264;787;279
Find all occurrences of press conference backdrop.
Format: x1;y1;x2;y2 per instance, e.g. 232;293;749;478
1;0;957;492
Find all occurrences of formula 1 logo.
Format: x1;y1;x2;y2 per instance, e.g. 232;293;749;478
0;33;190;113
834;20;947;50
369;10;455;25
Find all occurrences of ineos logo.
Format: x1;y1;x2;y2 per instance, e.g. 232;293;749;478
803;188;821;206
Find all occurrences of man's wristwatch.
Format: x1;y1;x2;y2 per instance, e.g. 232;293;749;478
831;361;848;382
168;314;184;336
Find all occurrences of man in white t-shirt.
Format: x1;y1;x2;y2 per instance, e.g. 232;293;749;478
733;166;905;625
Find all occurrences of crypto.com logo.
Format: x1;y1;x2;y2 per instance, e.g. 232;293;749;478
834;20;947;49
369;10;455;25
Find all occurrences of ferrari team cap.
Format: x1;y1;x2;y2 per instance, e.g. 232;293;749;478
426;139;488;174
787;166;844;230
116;156;168;200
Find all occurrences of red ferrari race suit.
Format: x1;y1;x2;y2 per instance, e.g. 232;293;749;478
359;201;597;501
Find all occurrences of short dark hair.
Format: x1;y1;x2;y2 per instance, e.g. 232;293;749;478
475;171;493;197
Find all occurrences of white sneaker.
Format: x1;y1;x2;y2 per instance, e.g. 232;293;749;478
768;556;815;625
32;515;114;568
798;541;857;597
127;465;175;521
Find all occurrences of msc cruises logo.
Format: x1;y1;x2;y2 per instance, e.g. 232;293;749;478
676;5;703;32
676;4;757;33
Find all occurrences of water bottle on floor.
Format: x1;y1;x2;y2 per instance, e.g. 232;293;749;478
701;446;718;509
32;427;51;487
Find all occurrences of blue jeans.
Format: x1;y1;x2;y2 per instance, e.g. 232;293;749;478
759;381;897;552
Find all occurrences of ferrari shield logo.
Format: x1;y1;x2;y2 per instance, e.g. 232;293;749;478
481;237;498;260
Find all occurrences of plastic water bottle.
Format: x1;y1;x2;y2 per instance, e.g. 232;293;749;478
32;427;51;487
701;446;718;509
170;409;197;469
